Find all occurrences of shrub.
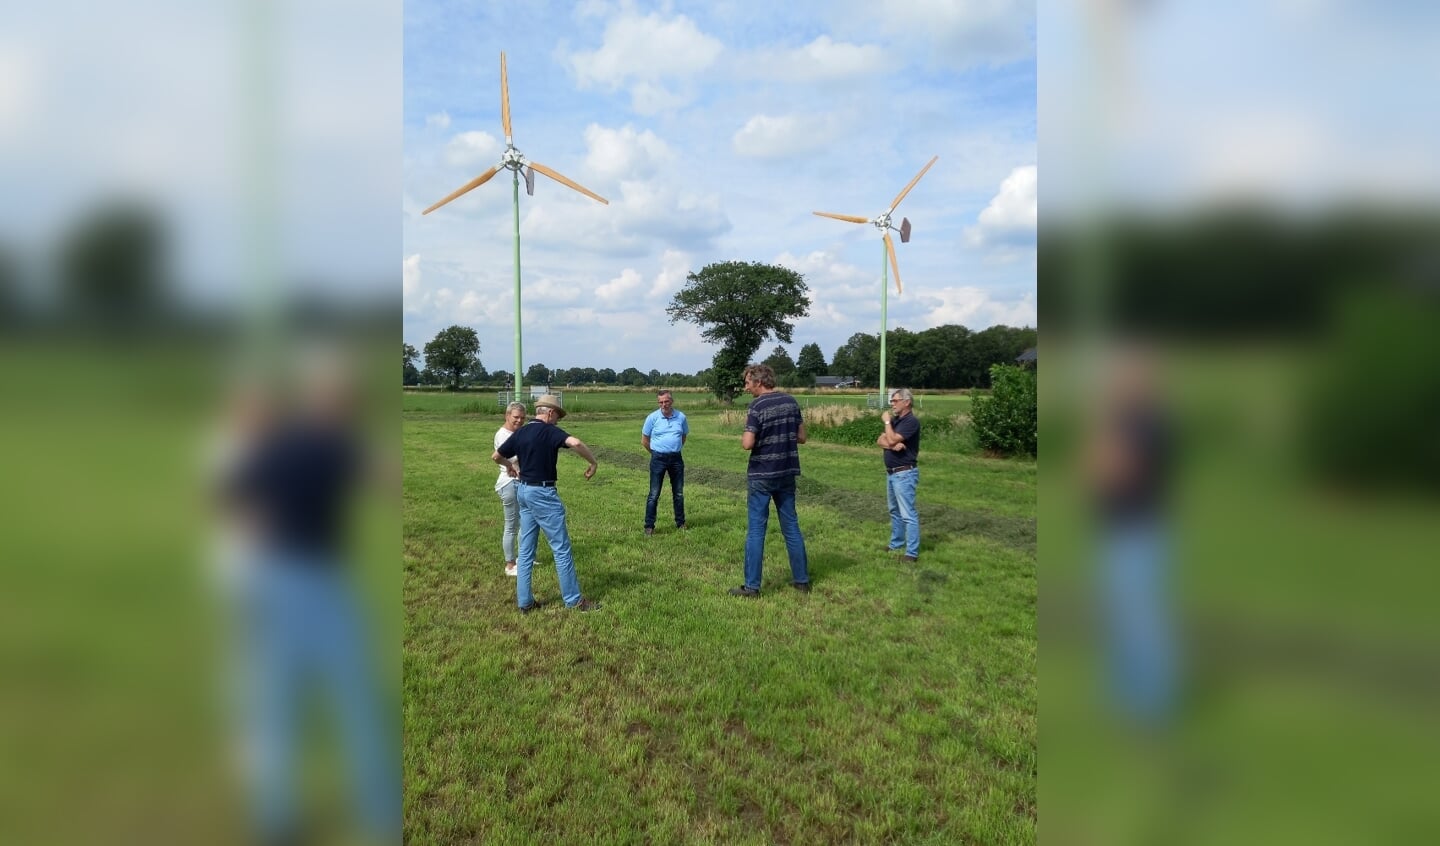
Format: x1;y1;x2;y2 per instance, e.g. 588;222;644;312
971;365;1036;457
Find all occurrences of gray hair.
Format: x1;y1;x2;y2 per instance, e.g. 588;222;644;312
889;388;914;403
506;401;527;415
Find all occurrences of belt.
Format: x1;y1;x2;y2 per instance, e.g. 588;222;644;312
886;464;915;475
518;479;557;487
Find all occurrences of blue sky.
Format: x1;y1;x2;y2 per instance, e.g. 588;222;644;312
403;0;1037;376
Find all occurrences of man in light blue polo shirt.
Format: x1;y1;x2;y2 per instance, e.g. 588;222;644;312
641;389;689;535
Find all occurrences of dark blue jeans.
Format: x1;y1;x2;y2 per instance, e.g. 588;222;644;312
743;476;809;590
645;451;686;529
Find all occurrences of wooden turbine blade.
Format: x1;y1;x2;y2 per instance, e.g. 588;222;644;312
885;231;902;294
528;161;609;205
813;211;869;224
422;166;500;215
500;52;512;139
889;155;938;211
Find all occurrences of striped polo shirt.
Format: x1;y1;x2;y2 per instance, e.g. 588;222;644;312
744;391;803;480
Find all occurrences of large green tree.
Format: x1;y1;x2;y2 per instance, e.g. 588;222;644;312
795;342;828;381
666;261;810;402
423;325;481;390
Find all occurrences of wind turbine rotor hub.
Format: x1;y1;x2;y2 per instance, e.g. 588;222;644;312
502;146;525;169
874;212;892;231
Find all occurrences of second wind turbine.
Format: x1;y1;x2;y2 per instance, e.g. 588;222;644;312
814;155;937;403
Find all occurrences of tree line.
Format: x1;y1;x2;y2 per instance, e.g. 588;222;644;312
407;321;1035;392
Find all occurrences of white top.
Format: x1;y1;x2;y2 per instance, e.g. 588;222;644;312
494;426;520;492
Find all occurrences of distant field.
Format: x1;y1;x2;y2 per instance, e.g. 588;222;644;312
403;391;1035;843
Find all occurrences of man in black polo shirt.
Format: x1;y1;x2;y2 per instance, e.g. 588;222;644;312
877;387;921;562
492;394;601;612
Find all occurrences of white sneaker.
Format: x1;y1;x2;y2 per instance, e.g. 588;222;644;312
505;562;518;577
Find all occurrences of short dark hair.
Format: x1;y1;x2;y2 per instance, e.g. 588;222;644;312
656;390;673;400
743;364;776;389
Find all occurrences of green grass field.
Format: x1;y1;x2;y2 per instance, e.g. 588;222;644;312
403;390;1036;843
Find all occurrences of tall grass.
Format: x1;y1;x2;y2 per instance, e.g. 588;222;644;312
717;403;979;455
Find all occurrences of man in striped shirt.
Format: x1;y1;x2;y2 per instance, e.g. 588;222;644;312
729;363;812;596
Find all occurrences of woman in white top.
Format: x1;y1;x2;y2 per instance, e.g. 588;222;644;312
493;402;526;576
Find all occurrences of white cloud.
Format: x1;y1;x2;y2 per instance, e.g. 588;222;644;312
595;267;645;304
629;81;691;116
733;113;840;158
567;11;722;113
857;0;1033;67
425;111;451;130
964;165;1036;247
403;253;421;299
515;125;730;256
0;44;38;139
749;36;887;82
921;286;1036;329
569;11;722;86
443;130;500;168
582;124;674;180
649;249;693;299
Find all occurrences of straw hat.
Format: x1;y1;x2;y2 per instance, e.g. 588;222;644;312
534;394;567;420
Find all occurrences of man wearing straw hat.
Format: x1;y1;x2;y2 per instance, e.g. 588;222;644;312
492;394;602;612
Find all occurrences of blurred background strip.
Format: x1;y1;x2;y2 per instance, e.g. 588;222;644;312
1040;0;1440;843
0;2;400;844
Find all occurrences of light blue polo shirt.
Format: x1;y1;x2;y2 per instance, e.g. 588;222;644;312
642;407;689;454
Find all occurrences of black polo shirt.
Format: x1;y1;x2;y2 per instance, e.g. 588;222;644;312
231;420;361;560
496;420;571;483
884;412;920;469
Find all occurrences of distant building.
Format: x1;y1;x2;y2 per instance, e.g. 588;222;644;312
1015;347;1037;367
814;375;857;388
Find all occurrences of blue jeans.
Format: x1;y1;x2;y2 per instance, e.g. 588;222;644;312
885;467;920;557
497;481;519;561
744;476;809;590
645;452;686;528
241;554;398;844
516;483;583;607
1100;519;1177;725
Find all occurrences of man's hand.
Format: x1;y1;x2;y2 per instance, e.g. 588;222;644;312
506;464;519;478
881;411;892;425
584;462;597;481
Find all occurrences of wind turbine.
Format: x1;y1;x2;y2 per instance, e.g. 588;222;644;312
423;52;608;400
814;155;937;403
